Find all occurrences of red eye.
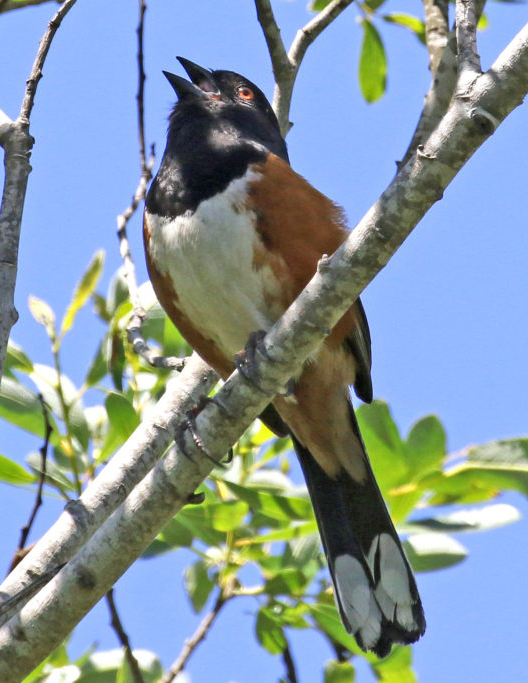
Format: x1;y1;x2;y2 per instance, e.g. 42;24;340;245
237;86;254;101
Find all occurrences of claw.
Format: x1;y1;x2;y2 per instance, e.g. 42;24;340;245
235;330;295;398
174;399;229;468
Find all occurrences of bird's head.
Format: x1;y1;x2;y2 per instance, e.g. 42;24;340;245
163;57;288;161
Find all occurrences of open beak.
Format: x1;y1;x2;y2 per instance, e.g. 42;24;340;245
163;57;220;100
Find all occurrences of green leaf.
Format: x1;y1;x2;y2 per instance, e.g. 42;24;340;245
477;12;489;30
309;603;362;653
224;481;313;521
405;415;446;477
356;401;408;493
5;341;34;374
404;533;467;572
0;376;56;438
180;500;249;533
28;295;56;340
30;364;90;451
371;645;416;682
309;0;331;10
359;19;387;103
237;521;318;545
185;560;214;612
158;517;195;548
325;660;355;683
382;13;426;44
0;454;36;486
256;607;287;654
60;250;105;338
26;450;76;492
265;568;308;597
98;393;140;461
85;340;109;387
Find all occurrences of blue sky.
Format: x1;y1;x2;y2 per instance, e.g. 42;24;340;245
1;0;528;681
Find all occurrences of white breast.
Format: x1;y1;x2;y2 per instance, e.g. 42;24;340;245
146;171;284;360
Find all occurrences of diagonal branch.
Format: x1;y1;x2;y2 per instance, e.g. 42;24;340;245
106;588;145;683
0;22;526;679
159;581;234;683
255;0;354;135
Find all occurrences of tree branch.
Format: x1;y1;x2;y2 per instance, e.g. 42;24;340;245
106;588;145;683
282;639;298;683
456;0;482;92
0;0;60;14
423;0;449;75
0;0;78;388
0;355;216;627
159;581;234;683
0;22;526;678
255;0;354;135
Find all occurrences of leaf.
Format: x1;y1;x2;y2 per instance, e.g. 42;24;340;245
236;521;318;545
224;481;313;521
382;13;426;44
405;415;446;477
28;295;56;340
265;568;309;597
85;341;109;387
180;500;249;533
404;533;467;572
60;250;105;338
255;607;287;654
371;645;416;682
356;401;408;493
26;450;76;492
0;376;56;438
0;454;36;486
359;19;387;103
5;340;34;374
30;364;90;451
468;438;528;466
98;393;140;461
325;660;356;683
309;603;362;654
185;560;214;612
403;503;520;534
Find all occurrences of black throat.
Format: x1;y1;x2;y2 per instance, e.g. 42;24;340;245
146;100;288;219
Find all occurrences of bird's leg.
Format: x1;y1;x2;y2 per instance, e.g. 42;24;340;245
174;396;229;468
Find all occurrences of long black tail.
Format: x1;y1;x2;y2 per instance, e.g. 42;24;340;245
291;412;425;657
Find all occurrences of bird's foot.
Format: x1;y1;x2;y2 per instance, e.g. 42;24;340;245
235;330;294;398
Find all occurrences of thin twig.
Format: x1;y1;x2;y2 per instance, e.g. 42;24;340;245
117;0;186;372
282;639;298;683
137;0;148;174
7;395;52;574
160;581;234;683
455;0;482;92
255;0;354;135
19;0;79;125
106;588;145;683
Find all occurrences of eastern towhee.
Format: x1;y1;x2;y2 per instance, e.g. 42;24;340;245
143;57;425;656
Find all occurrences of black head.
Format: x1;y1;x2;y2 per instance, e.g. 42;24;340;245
164;57;289;163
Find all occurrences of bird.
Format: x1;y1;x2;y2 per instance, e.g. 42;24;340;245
143;57;426;657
